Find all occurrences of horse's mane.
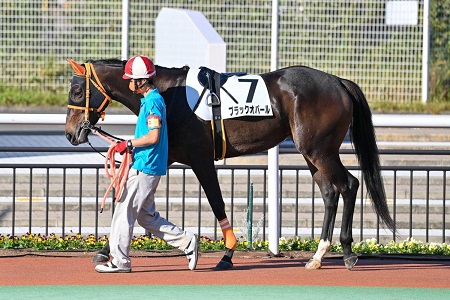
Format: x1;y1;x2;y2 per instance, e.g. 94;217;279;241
86;58;124;67
155;65;190;73
86;58;190;74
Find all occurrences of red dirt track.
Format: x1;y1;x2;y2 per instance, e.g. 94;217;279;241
1;251;449;288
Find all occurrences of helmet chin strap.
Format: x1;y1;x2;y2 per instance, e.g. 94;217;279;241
132;79;148;94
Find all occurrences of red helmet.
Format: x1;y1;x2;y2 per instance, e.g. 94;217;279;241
123;55;156;79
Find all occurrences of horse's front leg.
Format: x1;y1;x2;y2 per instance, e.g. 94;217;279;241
93;242;110;263
191;159;237;270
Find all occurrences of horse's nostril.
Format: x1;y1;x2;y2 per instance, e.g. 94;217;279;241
66;132;73;142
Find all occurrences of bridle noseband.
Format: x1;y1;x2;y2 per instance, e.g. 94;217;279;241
67;62;113;123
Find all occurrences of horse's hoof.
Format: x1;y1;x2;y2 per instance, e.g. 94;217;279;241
344;255;358;270
305;259;322;270
92;253;110;264
214;259;233;270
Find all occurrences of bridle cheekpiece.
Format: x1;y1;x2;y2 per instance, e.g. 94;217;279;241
67;60;113;122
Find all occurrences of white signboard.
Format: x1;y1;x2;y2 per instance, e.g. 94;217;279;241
386;1;418;25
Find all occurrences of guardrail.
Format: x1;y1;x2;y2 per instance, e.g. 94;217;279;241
0;149;448;244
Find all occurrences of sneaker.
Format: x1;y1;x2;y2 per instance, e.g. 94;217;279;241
95;261;131;273
184;234;199;270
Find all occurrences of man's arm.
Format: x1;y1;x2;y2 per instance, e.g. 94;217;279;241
129;128;160;147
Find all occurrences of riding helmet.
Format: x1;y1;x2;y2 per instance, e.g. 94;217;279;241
123;55;156;79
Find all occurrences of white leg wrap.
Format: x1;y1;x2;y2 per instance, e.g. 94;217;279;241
312;239;331;262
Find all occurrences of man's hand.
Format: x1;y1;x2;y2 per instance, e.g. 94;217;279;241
115;140;128;155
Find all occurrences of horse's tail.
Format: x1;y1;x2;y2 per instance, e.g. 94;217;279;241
340;79;396;233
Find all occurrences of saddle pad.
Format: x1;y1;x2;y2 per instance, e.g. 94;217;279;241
186;67;273;121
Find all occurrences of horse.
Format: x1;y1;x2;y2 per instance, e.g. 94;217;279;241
64;58;395;270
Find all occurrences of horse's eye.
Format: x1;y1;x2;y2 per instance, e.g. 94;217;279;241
70;84;84;103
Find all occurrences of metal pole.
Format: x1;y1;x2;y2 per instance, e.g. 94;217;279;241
268;0;280;256
422;0;430;103
121;0;130;60
247;182;254;250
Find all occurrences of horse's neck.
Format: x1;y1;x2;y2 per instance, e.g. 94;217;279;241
116;94;141;116
106;79;141;115
154;66;188;91
109;65;188;116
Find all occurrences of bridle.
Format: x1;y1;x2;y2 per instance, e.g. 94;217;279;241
67;62;113;123
67;61;122;157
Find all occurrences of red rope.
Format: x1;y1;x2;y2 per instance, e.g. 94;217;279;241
101;145;132;212
91;130;132;212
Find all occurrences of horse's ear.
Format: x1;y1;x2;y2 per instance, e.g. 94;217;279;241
67;58;86;75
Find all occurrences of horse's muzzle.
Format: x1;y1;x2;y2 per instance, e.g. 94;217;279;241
65;127;88;145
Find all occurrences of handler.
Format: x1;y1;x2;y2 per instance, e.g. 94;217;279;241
95;55;199;273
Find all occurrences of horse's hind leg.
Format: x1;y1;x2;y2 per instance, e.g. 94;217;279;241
340;170;359;269
303;155;359;270
303;158;339;270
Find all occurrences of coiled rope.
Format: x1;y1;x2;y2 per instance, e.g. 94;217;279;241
90;129;132;213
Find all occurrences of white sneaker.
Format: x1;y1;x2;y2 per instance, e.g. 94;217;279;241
95;261;131;273
184;234;199;270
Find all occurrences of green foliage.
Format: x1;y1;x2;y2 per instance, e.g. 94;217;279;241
353;238;450;255
0;86;124;108
0;233;107;251
0;87;66;106
430;0;450;102
2;86;448;112
370;98;450;114
1;233;449;255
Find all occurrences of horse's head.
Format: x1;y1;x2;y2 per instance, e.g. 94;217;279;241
65;59;113;145
65;59;190;145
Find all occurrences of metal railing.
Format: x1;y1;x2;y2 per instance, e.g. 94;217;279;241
0;147;448;244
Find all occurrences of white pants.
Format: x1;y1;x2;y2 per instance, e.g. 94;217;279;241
109;168;193;269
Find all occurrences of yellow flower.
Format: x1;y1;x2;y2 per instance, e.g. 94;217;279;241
429;243;437;250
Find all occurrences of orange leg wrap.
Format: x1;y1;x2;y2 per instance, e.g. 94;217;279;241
219;218;237;250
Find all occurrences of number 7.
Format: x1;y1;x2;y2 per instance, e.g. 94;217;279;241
238;78;258;103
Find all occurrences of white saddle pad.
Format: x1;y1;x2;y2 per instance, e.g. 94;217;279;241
186;67;273;121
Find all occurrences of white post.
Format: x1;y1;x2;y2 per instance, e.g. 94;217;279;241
268;0;280;256
121;0;129;60
422;0;430;103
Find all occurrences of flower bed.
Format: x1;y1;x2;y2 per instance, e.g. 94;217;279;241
0;233;449;255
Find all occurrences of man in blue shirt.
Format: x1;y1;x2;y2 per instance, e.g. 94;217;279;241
95;55;199;273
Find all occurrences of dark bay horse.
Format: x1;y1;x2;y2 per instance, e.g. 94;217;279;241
65;58;395;270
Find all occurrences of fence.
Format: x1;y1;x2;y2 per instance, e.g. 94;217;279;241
1;0;446;103
0;149;448;244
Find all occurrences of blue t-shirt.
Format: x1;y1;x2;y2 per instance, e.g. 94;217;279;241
131;88;168;175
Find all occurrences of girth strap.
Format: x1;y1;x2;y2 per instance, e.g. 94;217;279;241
197;66;247;161
208;71;226;161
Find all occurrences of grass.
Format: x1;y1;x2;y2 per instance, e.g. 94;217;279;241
1;88;449;113
0;88;67;107
371;101;450;114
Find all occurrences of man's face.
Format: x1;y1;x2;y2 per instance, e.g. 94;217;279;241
128;79;148;95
